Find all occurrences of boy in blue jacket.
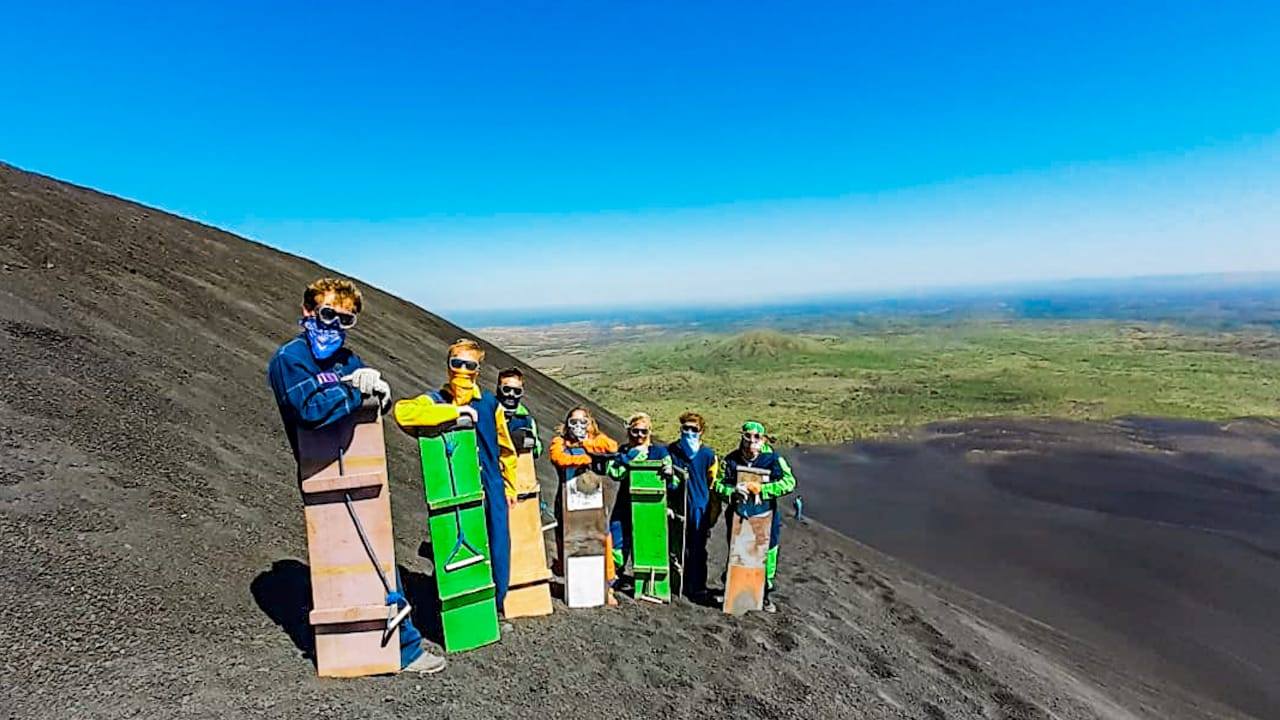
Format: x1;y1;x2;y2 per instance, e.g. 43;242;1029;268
666;411;719;602
266;277;444;674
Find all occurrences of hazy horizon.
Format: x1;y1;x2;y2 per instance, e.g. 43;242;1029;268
445;269;1280;328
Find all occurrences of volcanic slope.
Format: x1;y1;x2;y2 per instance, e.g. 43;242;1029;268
0;162;1242;720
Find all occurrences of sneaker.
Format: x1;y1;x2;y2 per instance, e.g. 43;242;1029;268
402;651;447;675
762;598;778;614
500;621;514;634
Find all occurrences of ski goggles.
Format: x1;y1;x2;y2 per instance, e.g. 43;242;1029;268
498;385;524;399
448;357;480;371
316;305;358;329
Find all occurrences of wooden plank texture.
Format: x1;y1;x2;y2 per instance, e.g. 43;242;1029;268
298;403;401;677
506;451;552;617
722;466;772;616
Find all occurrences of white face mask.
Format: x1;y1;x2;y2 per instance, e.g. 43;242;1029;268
568;420;589;441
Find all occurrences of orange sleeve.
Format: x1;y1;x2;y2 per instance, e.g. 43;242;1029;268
584;434;618;454
549;437;592;468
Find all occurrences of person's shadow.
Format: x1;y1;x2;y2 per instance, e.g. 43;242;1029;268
250;559;315;663
251;556;446;662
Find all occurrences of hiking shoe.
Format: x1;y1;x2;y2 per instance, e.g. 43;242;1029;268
403;651;447;675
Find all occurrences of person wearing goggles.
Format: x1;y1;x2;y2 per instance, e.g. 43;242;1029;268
714;421;797;613
496;368;541;458
266;277;444;674
665;412;720;602
602;413;673;589
547;407;618;573
268;277;392;451
394;339;519;622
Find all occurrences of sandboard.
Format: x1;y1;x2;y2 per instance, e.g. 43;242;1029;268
417;417;501;653
723;466;772;616
505;444;553;618
627;460;671;603
561;469;608;608
297;400;402;677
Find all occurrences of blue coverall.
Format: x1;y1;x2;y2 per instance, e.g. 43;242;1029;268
267;333;425;668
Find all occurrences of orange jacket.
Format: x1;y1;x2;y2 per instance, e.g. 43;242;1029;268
548;434;618;480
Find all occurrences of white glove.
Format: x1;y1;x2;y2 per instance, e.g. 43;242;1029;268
341;368;382;396
457;405;479;423
371;379;392;410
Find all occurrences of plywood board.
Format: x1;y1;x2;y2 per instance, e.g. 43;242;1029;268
722;466;772;616
298;403;401;677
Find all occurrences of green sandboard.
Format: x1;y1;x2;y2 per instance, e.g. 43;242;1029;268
628;460;671;602
417;420;500;653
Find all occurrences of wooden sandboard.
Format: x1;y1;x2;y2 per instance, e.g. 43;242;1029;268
505;451;553;618
561;470;608;608
297;402;401;677
723;466;772;616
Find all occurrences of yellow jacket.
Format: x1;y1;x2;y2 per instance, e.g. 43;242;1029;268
394;386;519;500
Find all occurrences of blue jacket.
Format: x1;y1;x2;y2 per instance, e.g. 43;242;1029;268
717;448;797;519
267;333;365;458
667;440;718;525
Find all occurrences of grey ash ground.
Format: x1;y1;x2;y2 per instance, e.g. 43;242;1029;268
0;162;1265;719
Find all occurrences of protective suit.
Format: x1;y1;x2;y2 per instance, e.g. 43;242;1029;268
267;330;425;668
395;368;518;612
667;438;719;599
716;430;796;595
605;444;672;577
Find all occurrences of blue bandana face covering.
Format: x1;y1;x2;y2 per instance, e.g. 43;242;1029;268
300;316;346;360
680;430;702;454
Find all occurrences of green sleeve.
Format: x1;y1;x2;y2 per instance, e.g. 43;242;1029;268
605;457;628;480
530;414;544;458
712;458;736;498
761;455;797;500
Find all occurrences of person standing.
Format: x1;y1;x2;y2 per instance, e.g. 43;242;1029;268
393;339;519;618
666;412;720;602
716;421;796;613
605;413;672;588
267;277;444;673
496;368;542;458
547;407;618;571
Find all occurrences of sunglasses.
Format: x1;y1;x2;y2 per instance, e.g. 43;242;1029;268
498;385;524;398
680;425;701;433
567;418;590;427
449;357;480;371
316;305;358;329
742;432;764;441
629;427;650;437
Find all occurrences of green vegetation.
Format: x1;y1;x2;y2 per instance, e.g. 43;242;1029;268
526;322;1280;450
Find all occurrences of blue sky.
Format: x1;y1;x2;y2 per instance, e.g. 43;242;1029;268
3;2;1279;313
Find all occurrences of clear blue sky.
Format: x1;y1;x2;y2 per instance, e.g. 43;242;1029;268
3;2;1279;313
